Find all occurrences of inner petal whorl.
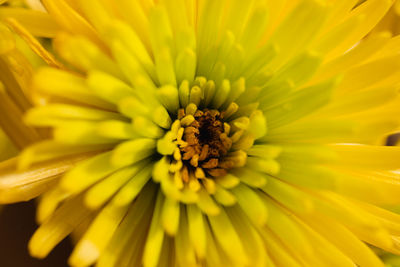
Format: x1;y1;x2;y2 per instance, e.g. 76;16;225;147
155;77;267;192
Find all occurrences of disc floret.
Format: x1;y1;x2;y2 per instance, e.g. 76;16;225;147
155;77;268;208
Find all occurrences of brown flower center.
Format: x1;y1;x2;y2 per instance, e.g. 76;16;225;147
177;108;233;180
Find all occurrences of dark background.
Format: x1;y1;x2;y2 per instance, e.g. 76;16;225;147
0;201;71;267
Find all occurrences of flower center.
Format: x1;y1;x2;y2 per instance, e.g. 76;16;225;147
156;77;267;191
178;108;233;179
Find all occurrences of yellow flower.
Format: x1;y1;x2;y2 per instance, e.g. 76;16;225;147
1;1;400;266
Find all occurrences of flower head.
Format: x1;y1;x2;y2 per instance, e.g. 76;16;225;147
2;0;400;266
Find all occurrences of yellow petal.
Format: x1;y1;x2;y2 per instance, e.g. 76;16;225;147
29;195;94;259
142;191;165;267
208;208;249;266
61;151;120;194
41;0;106;49
0;7;60;37
69;203;130;267
0;152;92;203
4;18;63;68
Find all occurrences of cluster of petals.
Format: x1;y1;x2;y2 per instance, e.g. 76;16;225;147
1;0;400;267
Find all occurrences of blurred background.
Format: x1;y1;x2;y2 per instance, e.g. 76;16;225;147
0;201;71;267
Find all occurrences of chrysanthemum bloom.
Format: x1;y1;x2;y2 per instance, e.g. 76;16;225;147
3;0;400;266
